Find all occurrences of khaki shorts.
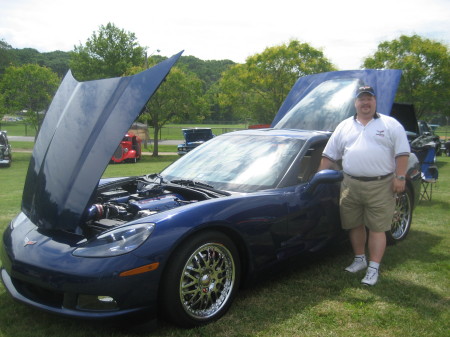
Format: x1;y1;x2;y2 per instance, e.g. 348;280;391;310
340;174;396;232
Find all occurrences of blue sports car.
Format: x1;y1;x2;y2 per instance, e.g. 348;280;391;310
0;54;420;328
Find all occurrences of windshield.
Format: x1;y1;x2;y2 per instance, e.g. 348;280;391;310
274;78;363;131
162;133;305;192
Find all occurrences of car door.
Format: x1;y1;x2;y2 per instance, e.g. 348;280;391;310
281;141;342;257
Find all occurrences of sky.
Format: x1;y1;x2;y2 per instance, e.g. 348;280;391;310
1;0;449;70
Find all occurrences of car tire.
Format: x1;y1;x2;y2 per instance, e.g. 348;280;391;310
160;231;241;328
387;186;413;245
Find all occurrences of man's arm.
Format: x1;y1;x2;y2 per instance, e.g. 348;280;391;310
318;156;335;171
393;155;409;193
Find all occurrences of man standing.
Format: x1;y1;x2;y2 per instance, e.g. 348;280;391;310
318;86;410;286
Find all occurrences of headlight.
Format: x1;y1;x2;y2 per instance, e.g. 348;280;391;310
73;223;155;257
10;212;29;230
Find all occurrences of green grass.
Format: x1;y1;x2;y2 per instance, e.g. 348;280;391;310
142;144;178;153
103;155;179;177
155;123;247;140
10;141;178;153
9;141;35;150
1;121;247;141
0;153;449;337
0;121;37;137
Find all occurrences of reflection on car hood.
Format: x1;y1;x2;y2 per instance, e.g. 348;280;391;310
272;69;402;130
22;52;183;231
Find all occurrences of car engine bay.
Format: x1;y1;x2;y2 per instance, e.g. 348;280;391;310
82;176;218;235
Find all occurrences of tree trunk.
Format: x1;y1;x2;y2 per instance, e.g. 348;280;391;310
152;126;159;157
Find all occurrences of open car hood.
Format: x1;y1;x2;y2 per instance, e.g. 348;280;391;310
390;103;419;135
272;69;402;131
22;52;183;231
183;128;214;143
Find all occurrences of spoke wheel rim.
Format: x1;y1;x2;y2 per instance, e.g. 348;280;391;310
179;242;235;320
391;192;411;240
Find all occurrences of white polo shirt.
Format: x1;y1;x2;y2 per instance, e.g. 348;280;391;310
323;113;410;177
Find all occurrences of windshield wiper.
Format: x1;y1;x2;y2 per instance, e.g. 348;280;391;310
169;179;230;196
170;179;215;189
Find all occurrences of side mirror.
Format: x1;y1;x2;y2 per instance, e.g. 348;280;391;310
301;169;343;197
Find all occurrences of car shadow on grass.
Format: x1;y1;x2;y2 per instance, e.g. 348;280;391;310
190;229;447;336
0;230;446;336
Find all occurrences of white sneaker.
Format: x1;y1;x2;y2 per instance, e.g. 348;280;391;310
344;257;367;273
361;266;379;286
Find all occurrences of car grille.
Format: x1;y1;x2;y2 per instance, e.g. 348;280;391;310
12;276;65;308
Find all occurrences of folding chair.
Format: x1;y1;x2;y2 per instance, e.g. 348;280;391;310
419;146;438;201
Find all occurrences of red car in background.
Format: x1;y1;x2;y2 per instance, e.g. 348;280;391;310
111;132;142;163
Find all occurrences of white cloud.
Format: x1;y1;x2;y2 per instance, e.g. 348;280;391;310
0;0;449;69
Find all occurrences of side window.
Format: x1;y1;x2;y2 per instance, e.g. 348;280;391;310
296;142;343;183
297;143;326;183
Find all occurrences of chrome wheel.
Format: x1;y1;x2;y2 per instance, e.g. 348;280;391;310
180;242;235;320
388;188;412;243
161;231;240;328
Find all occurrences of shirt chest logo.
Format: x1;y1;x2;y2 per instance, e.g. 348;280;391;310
375;130;385;137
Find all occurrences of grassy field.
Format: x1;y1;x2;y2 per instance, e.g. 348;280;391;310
1;121;248;140
10;141;179;154
0;122;37;137
435;125;450;140
2;120;450;140
0;152;449;337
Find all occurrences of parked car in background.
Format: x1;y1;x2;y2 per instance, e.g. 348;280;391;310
390;104;442;155
177;128;214;155
0;130;12;167
111;132;142;163
1;65;421;329
418;120;442;156
443;140;450;157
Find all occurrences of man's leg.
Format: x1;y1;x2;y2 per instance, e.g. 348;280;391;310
349;224;366;255
344;225;368;273
361;230;386;285
367;230;386;263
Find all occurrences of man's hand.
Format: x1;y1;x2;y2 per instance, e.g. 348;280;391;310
393;177;406;193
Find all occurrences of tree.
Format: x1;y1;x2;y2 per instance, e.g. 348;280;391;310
165;55;235;122
217;40;336;124
178;56;235;91
0;39;15;76
127;63;209;156
0;39;70;78
363;35;450;119
40;50;70;77
0;64;60;133
69;23;145;80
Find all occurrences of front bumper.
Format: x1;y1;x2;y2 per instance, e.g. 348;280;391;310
0;222;161;319
1;268;144;319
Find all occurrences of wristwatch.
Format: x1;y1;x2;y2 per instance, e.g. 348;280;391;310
395;175;406;181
